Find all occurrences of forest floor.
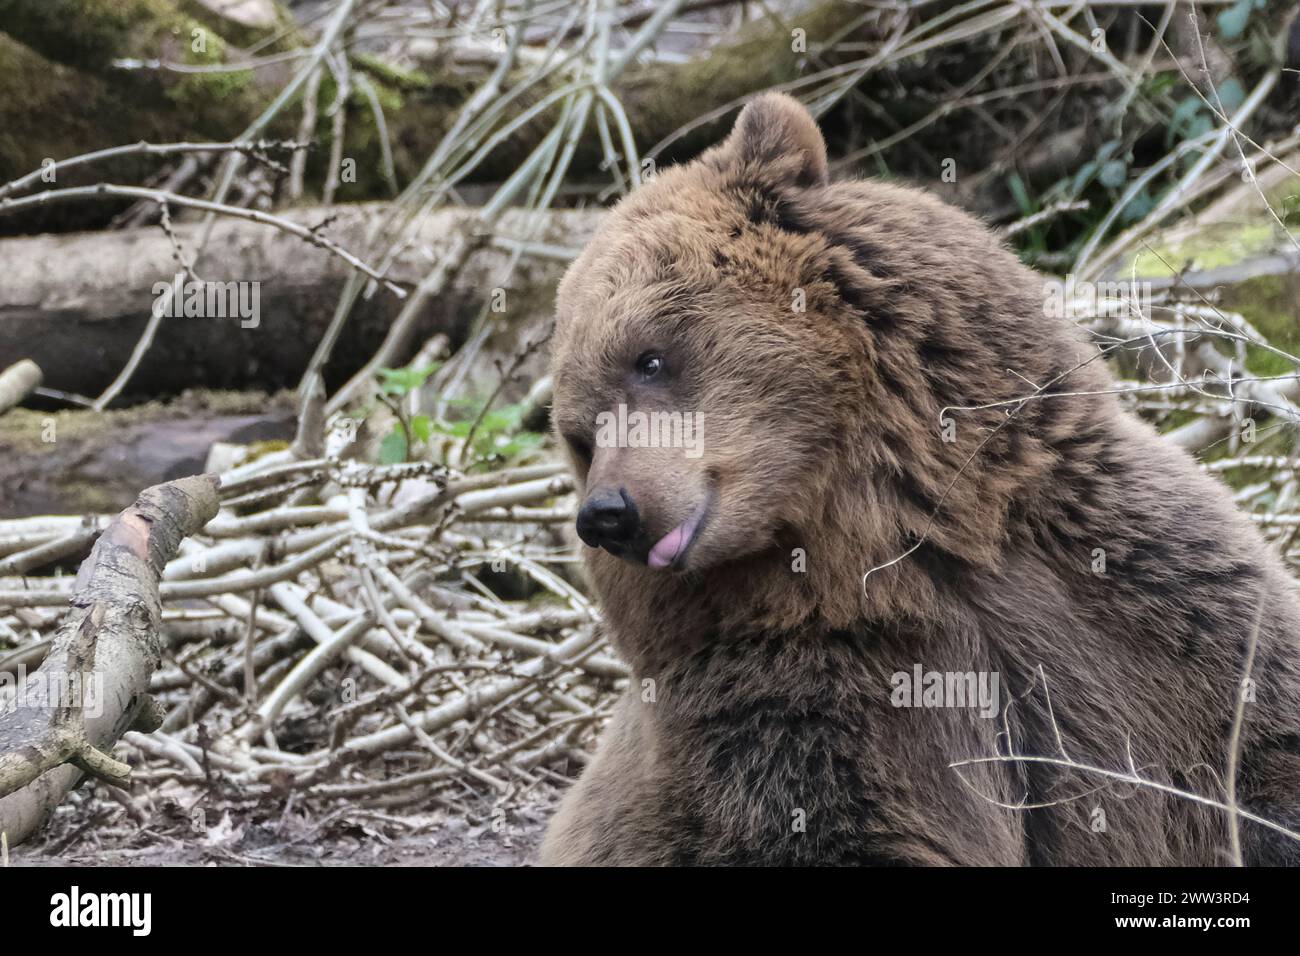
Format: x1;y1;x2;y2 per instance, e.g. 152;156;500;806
0;390;297;517
7;788;558;867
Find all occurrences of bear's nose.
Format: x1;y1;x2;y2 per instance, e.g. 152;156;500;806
576;487;640;552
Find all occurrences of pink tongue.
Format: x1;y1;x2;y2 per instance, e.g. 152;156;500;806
648;523;689;569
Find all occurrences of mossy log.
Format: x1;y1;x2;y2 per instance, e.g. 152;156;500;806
0;0;297;73
0;1;867;232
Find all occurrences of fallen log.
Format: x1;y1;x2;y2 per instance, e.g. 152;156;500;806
0;473;220;847
0;204;602;400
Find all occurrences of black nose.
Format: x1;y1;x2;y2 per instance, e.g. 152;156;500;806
576;487;640;551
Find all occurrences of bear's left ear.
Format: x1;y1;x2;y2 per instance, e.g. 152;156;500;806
719;93;829;189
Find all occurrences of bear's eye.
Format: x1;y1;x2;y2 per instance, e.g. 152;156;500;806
565;433;593;466
636;352;665;379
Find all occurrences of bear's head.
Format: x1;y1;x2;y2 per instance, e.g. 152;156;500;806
551;93;1097;649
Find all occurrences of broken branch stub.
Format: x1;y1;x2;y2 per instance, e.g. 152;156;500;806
0;474;220;847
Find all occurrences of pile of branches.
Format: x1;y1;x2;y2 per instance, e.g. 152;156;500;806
2;0;1299;859
0;451;623;851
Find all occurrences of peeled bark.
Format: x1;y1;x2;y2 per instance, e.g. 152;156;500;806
0;473;220;847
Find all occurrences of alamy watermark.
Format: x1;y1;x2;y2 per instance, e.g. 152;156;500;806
151;272;261;328
1043;274;1153;321
50;886;151;936
0;665;104;719
594;403;704;459
890;664;1000;718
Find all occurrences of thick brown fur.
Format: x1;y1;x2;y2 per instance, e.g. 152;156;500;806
541;93;1300;866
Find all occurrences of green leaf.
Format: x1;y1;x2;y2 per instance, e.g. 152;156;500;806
1185;114;1214;141
1214;78;1245;114
480;405;523;434
379;429;408;464
1070;160;1099;196
1120;186;1154;223
1167;96;1204;147
498;432;545;461
410;415;432;443
1006;173;1034;216
1216;0;1253;40
377;363;441;396
1145;72;1177;97
1098;159;1128;189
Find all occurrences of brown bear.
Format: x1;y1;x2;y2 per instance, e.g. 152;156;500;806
540;93;1300;865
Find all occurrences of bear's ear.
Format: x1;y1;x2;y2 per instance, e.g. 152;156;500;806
720;93;829;189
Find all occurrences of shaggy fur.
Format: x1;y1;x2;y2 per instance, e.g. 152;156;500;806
541;93;1300;866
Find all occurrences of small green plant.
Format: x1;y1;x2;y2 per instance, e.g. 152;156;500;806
440;398;546;468
374;363;440;464
372;363;544;467
377;363;441;397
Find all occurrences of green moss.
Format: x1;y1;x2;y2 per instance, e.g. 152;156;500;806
0;0;180;71
1223;274;1300;376
0;0;298;72
178;0;299;52
0;5;287;203
1131;222;1277;276
163;24;259;117
366;81;406;117
353;53;433;92
246;439;290;459
0;0;298;175
1200;424;1295;485
1158;408;1203;432
1258;174;1300;225
0;34;180;203
1186;269;1300;479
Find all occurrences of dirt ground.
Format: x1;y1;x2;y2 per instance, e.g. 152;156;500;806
10;824;546;867
0;390;298;517
7;788;558;867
